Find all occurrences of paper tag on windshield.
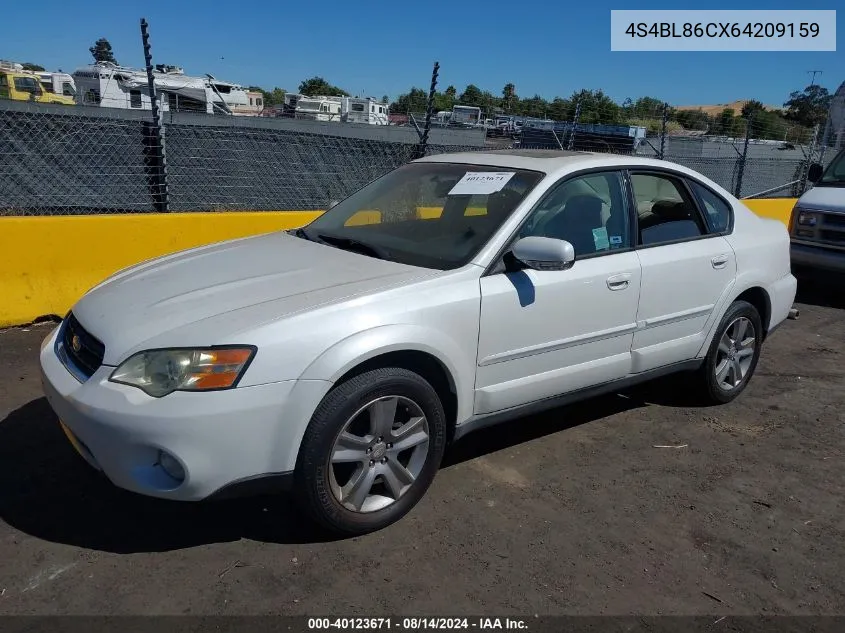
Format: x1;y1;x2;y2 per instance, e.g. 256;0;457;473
448;172;515;196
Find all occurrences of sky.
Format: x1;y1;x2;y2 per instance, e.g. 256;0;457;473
3;0;843;106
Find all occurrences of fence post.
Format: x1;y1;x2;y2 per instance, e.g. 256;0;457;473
413;61;439;160
140;18;170;213
817;118;831;166
734;113;753;198
659;102;669;160
567;99;582;150
799;123;821;194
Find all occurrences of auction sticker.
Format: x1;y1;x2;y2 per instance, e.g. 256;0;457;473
449;172;515;196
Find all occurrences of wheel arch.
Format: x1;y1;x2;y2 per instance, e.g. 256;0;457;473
697;279;774;359
298;324;473;434
733;285;772;339
334;350;458;442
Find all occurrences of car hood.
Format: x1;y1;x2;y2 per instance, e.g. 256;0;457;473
72;231;433;365
797;185;845;213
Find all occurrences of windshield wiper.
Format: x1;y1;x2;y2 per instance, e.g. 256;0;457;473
288;227;313;241
316;233;389;260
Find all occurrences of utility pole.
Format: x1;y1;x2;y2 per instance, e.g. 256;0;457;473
808;70;823;87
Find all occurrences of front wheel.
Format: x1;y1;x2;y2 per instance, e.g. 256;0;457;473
294;367;447;536
696;300;763;404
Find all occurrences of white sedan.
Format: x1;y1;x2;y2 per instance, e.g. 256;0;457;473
40;150;797;535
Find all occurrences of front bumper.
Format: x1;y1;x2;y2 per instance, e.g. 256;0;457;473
39;325;329;501
791;242;845;274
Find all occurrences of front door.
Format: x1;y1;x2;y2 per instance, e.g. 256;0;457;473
475;170;641;415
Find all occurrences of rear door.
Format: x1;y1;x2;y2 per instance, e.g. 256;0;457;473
628;170;737;373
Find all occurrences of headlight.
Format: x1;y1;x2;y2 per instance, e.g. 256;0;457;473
797;211;818;226
109;346;256;397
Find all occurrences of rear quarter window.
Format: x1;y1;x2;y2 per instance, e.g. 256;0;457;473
688;181;733;233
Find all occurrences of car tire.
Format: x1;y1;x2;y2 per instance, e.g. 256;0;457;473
696;300;763;404
294;367;447;536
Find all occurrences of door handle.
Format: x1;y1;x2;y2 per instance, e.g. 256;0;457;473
711;254;729;269
607;273;632;291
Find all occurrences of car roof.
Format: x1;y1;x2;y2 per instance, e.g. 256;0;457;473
415;149;686;175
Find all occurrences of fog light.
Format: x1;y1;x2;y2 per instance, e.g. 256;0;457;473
157;450;185;482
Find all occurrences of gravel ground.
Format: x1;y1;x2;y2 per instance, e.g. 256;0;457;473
0;282;843;617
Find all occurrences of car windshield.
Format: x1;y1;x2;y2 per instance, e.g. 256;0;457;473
297;162;545;270
818;150;845;186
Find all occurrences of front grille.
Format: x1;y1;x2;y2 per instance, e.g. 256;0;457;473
822;213;845;228
819;229;845;245
61;313;105;379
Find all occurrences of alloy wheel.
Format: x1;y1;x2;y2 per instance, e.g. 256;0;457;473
328;395;430;513
714;316;757;391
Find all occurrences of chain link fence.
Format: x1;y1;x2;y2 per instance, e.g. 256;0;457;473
0;96;839;216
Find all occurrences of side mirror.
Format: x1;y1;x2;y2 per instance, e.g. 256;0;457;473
807;163;824;184
511;236;575;271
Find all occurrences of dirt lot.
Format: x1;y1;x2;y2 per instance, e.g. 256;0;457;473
1;282;843;617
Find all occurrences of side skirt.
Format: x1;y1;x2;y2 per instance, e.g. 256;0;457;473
454;359;703;442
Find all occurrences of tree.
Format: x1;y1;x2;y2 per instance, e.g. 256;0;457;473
90;38;117;64
502;82;516;112
381;95;389;104
520;94;548;118
741;99;765;118
267;87;286;105
248;86;286;106
458;84;484;107
21;62;45;72
783;84;831;127
712;108;745;137
627;96;664;119
569;89;621;124
433;90;455;112
298;76;348;97
672;108;710;130
547;97;572;121
390;87;427;114
714;108;735;134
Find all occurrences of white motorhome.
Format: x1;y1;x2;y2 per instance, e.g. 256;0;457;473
342;97;389;125
72;62;246;115
205;75;252;115
282;92;303;116
295;95;343;122
451;105;483;127
36;71;76;98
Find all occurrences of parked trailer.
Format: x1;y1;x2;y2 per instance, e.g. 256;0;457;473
342;97;389;125
294;95;343;122
72;62;249;115
36;71;76;98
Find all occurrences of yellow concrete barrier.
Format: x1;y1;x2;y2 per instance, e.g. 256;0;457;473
0;211;321;328
0;198;798;327
742;198;796;225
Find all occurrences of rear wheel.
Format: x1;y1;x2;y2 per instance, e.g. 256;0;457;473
294;367;447;536
696;300;763;404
